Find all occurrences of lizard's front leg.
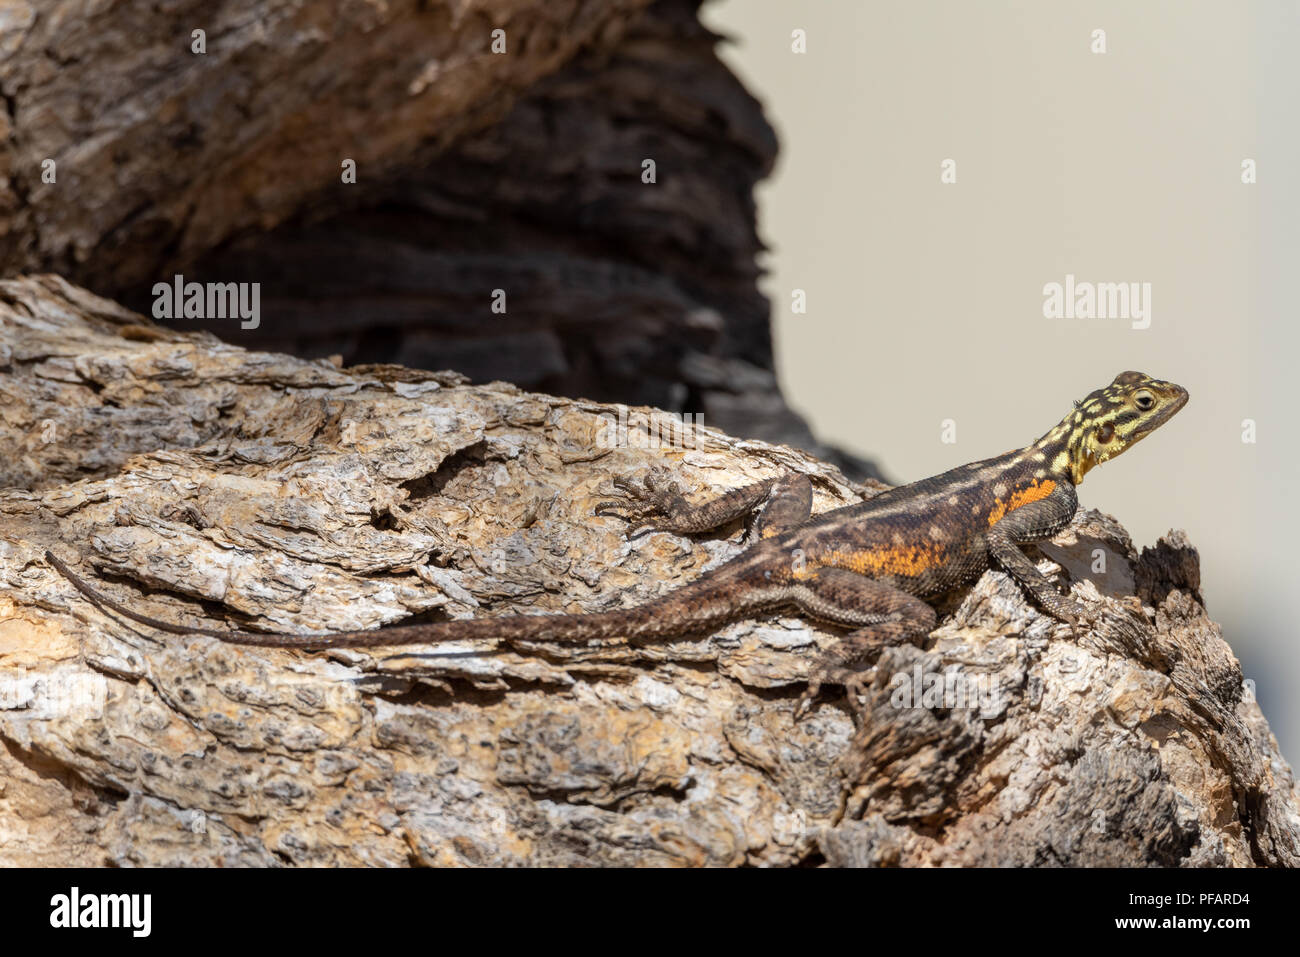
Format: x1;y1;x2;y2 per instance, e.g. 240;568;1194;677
985;483;1086;630
595;469;812;538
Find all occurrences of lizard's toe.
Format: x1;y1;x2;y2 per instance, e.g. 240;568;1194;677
844;670;875;706
1044;595;1090;638
594;501;646;521
611;477;644;496
794;682;821;721
595;470;694;536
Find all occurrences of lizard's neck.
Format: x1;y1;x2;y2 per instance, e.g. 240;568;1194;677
1030;409;1095;487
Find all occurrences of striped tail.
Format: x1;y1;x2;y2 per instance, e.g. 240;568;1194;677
47;550;757;650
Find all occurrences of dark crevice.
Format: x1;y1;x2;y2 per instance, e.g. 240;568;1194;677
401;440;487;500
386;604;454;627
602;780;695;811
1;738;128;808
373;672;576;712
794;849;827;868
0;85;31;218
68;564;266;635
1237;785;1270;867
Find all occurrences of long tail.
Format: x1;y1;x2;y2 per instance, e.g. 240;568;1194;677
46;550;759;649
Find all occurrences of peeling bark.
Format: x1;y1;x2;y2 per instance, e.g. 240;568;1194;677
1;276;1297;866
0;0;653;289
0;0;880;481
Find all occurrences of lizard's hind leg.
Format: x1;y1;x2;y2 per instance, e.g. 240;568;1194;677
750;474;812;539
595;470;811;538
789;567;937;717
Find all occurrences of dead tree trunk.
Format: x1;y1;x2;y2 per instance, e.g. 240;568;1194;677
1;276;1296;866
0;0;880;480
0;0;654;290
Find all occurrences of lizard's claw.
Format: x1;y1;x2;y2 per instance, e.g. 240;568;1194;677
594;469;688;538
845;671;874;704
1047;597;1091;639
795;666;874;723
794;680;822;721
1065;606;1087;639
1057;597;1152;652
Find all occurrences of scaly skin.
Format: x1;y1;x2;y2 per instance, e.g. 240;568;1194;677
47;371;1189;713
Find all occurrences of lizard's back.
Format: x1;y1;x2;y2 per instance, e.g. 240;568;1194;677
766;448;1070;599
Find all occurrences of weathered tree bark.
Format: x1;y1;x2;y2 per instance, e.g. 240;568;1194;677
0;0;882;482
0;0;654;290
2;276;1297;866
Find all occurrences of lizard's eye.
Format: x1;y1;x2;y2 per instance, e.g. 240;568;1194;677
1097;423;1115;443
1134;391;1155;411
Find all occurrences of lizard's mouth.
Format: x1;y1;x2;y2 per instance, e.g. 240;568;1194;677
1134;384;1189;438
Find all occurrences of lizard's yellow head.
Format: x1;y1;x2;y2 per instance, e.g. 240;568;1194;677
1040;371;1189;485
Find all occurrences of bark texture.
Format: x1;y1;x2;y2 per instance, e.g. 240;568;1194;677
0;0;881;481
1;276;1297;867
0;0;652;290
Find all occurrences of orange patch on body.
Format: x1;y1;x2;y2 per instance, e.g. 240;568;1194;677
796;543;947;580
987;478;1057;526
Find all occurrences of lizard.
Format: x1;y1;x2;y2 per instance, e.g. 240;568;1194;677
46;370;1188;714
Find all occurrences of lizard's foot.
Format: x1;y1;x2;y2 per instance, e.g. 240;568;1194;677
1043;594;1090;638
593;469;691;537
1064;604;1087;639
794;680;822;721
1050;596;1153;653
795;665;876;722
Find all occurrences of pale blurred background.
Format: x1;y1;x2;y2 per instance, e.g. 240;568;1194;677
702;0;1297;762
